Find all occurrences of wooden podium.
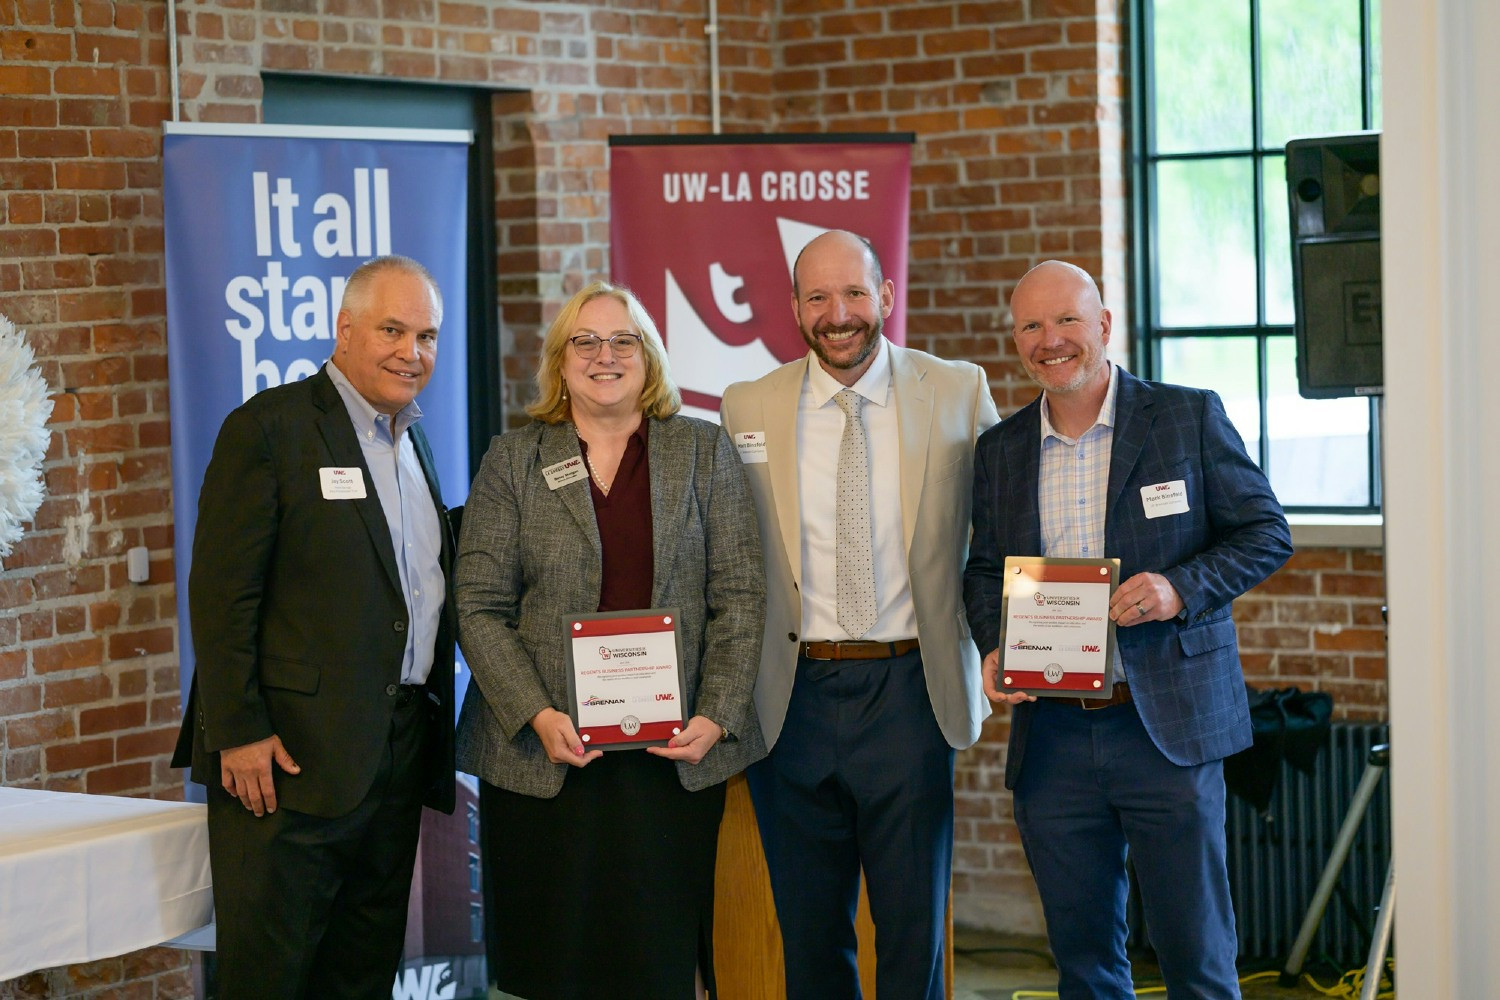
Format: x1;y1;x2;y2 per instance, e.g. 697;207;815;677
712;774;953;1000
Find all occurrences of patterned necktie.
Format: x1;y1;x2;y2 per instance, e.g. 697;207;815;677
833;388;876;639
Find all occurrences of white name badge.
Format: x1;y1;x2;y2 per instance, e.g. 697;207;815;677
543;455;588;490
733;431;768;464
1140;479;1189;518
319;467;367;500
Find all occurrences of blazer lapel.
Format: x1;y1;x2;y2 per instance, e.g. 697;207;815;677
891;346;934;555
1005;398;1045;554
537;421;602;556
1106;368;1154;529
647;417;685;606
311;370;403;595
764;360;805;588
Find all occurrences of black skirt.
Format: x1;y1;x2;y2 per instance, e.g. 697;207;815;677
479;750;727;1000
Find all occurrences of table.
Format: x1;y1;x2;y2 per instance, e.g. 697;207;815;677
0;787;213;982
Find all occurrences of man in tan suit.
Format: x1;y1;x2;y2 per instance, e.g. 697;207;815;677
720;230;999;1000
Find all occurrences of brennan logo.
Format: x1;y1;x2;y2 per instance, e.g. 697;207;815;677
1008;639;1054;652
582;695;625;707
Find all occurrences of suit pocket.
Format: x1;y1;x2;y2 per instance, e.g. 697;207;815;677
930;454;967;485
1177;616;1237;658
260;655;320;694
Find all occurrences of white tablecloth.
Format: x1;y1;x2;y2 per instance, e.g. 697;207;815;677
0;787;213;982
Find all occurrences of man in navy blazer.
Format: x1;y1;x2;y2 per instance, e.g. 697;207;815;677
173;256;457;999
964;261;1291;998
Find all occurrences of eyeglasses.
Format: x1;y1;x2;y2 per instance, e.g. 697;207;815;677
569;333;642;358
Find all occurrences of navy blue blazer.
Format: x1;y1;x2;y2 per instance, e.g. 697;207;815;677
964;368;1292;788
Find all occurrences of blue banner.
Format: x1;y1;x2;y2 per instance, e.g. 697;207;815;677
162;122;471;699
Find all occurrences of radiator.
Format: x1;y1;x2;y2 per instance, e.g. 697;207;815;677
1126;722;1392;968
1225;721;1392;966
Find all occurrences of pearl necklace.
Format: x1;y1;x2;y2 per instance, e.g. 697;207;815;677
585;451;611;495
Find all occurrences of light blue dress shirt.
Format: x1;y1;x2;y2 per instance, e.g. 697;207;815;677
326;361;444;685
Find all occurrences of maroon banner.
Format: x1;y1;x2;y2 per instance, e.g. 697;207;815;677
609;136;912;418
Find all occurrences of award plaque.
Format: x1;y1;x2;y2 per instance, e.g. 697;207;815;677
998;556;1119;699
564;608;688;750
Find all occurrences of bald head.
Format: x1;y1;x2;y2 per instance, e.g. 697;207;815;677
1010;260;1104;316
1009;259;1112;398
792;229;885;298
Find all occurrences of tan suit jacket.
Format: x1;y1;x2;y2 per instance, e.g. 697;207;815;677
721;342;1000;750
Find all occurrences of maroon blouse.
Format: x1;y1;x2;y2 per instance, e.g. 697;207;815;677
580;420;654;613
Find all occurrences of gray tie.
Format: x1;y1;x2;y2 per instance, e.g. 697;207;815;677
833;389;876;639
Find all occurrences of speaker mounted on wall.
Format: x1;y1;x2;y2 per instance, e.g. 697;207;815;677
1286;131;1382;399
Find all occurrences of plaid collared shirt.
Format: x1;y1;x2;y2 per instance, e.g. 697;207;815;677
1038;363;1120;561
1037;364;1124;680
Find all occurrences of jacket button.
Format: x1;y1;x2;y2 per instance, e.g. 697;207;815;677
386;684;399;696
394;621;407;633
788;633;798;642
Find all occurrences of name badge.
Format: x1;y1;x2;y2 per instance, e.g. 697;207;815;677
543;456;588;490
1140;479;1189;518
320;467;367;500
733;431;768;464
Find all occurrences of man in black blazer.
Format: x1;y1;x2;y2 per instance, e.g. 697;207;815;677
173;256;457;1000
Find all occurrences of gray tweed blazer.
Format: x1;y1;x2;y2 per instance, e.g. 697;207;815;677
454;414;767;797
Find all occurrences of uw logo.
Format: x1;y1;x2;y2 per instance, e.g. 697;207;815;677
1081;644;1102;653
655;693;675;701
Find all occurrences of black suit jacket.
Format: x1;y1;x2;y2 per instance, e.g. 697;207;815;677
172;365;456;817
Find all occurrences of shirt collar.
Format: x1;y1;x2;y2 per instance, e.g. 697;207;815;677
805;336;892;408
1039;362;1120;445
325;359;424;440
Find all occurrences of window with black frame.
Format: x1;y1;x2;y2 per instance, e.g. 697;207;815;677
1131;0;1382;511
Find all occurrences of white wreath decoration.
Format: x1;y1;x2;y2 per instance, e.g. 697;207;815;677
0;314;54;562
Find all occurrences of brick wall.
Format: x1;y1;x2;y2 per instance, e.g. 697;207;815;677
0;0;1387;991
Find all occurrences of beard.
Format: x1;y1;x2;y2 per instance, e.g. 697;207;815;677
801;314;883;373
1023;345;1107;394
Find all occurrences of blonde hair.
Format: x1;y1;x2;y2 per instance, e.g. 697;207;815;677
527;280;682;424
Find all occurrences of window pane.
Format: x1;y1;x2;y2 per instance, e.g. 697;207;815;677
1152;0;1251;153
1262;154;1294;326
1260;0;1364;149
1266;337;1371;505
1155;159;1257;327
1369;0;1382;130
1156;336;1262;463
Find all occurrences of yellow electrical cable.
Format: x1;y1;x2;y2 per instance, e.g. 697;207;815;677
1007;958;1394;1000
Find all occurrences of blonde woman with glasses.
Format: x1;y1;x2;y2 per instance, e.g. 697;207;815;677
454;281;766;1000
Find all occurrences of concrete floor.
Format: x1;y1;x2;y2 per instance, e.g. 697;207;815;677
951;928;1394;999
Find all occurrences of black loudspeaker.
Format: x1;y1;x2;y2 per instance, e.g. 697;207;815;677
1286;132;1382;398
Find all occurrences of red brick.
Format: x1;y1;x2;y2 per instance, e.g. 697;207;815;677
116;724;180;760
44;672;114;707
85;760;154;794
46;736;115;772
0;648;26;681
80;700;148;735
6;709;76;747
1319;573;1385;598
1313;627;1387;652
107;626;174;659
33;636;104;672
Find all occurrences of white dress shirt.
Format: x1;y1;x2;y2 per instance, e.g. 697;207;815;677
795;338;918;642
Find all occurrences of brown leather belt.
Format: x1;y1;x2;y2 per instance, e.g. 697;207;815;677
1076;681;1132;710
799;638;920;661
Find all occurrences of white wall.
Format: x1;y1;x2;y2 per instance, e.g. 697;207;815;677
1383;1;1500;995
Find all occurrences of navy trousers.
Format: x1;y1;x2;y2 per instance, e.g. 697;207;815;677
747;649;953;1000
1013;698;1240;1000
